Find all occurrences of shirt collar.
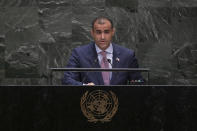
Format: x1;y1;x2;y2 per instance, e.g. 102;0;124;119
95;43;113;54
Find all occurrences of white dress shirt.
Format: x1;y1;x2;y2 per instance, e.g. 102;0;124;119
95;43;113;79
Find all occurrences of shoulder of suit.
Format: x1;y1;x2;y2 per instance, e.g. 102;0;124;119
74;42;93;51
113;43;134;54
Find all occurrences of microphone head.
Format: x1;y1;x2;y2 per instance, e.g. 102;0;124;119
107;59;111;64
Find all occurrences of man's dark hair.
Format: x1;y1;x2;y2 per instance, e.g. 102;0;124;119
91;16;114;29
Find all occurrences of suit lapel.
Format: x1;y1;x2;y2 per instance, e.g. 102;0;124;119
87;42;104;85
110;44;120;85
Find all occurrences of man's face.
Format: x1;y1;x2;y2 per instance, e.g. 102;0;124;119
91;19;115;50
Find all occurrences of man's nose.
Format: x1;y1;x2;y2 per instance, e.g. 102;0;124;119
101;33;105;39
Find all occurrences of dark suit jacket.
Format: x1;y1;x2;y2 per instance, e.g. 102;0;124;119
62;42;143;85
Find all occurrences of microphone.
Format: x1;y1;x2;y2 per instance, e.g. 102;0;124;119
107;59;112;67
107;59;113;79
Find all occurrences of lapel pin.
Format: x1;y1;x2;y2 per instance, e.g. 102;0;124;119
116;57;120;62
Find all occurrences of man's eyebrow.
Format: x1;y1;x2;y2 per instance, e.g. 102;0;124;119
95;29;110;31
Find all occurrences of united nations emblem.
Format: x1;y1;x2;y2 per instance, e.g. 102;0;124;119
80;90;118;122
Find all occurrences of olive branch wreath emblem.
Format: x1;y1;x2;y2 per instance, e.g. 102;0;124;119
80;90;118;122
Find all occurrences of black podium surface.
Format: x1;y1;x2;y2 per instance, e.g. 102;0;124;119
0;85;197;131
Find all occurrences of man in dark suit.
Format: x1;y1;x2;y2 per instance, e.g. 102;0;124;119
63;16;143;85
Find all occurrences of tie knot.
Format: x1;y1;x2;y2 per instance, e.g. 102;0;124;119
100;51;107;57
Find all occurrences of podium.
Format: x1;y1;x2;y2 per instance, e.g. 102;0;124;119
0;85;197;131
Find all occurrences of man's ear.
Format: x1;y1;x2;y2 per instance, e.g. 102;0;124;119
112;28;115;36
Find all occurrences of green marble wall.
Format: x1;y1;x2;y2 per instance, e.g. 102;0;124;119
0;0;197;85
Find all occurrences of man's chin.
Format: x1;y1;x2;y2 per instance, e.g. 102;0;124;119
95;42;110;50
99;45;109;50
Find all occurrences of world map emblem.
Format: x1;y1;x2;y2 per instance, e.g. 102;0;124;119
80;90;118;122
